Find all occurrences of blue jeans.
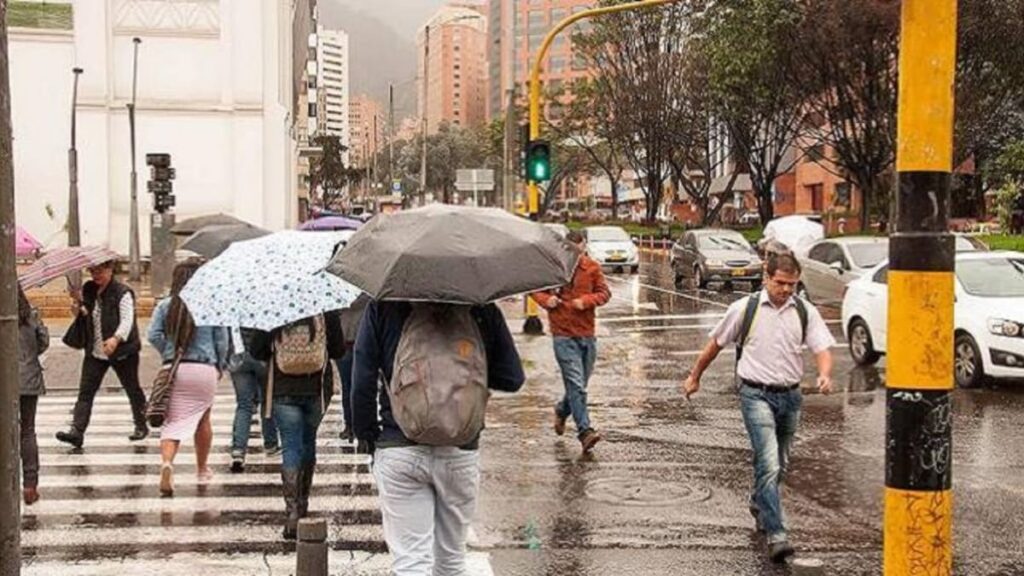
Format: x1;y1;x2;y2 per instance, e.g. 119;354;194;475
272;395;324;471
335;350;354;429
553;336;597;436
230;355;279;454
739;384;802;544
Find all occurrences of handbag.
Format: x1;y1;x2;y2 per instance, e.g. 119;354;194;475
146;349;184;428
62;313;89;350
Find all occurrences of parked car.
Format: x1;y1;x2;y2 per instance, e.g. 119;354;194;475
582;226;639;273
841;250;1024;388
543;223;570;239
671;229;762;289
797;237;889;306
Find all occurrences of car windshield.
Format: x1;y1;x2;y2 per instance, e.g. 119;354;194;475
587;228;630;242
698;234;750;251
957;257;1024;297
846;242;889;268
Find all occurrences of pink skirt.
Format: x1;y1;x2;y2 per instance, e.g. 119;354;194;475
161;363;217;442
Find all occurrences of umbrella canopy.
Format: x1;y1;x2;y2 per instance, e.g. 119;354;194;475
326;204;579;305
180;224;271;259
171;213;253;236
16;226;42;257
181;230;361;331
298;216;363;231
18;246;119;289
763;215;825;257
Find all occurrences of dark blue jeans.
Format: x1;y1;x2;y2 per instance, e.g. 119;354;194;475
230;355;278;454
335;350;354;429
553;336;597;436
272;395;324;471
739;384;802;544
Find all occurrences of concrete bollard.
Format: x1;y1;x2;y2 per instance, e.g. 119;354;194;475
789;557;826;575
296;518;328;576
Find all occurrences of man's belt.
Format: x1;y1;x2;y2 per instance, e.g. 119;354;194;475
741;379;800;393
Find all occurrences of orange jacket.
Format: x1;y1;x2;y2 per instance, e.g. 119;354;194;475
531;254;611;337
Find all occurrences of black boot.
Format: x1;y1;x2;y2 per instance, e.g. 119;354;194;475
129;425;149;442
56;429;84;449
281;468;301;540
298;461;315;518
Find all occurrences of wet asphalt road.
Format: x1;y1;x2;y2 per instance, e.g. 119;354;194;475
27;251;1024;575
479;251;1024;576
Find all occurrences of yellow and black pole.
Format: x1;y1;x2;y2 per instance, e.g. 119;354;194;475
521;0;681;335
885;1;957;573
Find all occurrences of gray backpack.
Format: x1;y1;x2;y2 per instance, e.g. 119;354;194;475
390;303;490;446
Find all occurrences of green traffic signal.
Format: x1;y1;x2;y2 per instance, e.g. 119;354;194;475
526;140;552;183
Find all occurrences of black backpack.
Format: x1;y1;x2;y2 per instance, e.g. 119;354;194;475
735;292;809;363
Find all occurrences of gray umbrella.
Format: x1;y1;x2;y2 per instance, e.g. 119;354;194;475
171;213;253;236
180;224;271;259
326;204;579;305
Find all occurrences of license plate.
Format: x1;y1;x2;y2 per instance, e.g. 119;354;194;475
607;256;625;263
731;269;746;277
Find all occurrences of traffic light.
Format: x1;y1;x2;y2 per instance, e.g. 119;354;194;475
146;153;176;213
525;139;552;183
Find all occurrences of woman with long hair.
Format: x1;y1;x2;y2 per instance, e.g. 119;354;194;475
147;259;229;496
18;284;49;505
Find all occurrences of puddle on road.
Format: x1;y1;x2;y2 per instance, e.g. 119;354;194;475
585;476;712;507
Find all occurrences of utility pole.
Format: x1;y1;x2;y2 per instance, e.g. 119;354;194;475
884;1;957;574
0;3;23;572
67;66;83;291
420;24;430;205
522;0;682;335
503;88;515;213
388;84;395;189
127;37;142;281
372;112;378;197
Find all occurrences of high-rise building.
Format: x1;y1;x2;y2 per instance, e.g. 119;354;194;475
417;3;488;134
317;26;350;158
486;0;594;121
349;95;384;170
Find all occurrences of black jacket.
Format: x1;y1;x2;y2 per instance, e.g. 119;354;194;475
250;310;346;398
351;301;526;451
82;280;141;361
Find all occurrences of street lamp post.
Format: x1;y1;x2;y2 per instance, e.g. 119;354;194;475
127;37;142;281
67;66;83;291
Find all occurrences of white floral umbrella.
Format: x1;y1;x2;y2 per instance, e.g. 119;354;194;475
181;230;361;331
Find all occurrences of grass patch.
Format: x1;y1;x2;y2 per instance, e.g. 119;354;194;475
980;235;1024;252
8;1;73;30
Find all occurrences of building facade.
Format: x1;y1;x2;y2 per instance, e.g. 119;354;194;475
417;3;488;134
348;94;383;170
316;26;349;149
9;0;316;254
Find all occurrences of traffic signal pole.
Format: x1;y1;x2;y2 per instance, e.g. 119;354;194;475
522;0;682;335
885;2;957;574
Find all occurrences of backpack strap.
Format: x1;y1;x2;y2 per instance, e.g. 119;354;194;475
736;292;762;363
794;297;809;344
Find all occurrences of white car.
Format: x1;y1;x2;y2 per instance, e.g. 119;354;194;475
842;251;1024;388
582;226;639;273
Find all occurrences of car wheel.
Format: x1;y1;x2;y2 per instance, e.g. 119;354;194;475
695;266;707;289
631;265;639;274
848;318;881;366
954;333;984;389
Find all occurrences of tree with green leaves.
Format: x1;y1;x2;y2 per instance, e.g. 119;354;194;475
309;134;358;210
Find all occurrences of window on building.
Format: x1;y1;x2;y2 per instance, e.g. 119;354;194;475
454;64;461;70
806;144;826;162
550;55;567;73
808;184;825;212
551;8;567;23
528;10;545;30
454;46;460;51
834;182;851;208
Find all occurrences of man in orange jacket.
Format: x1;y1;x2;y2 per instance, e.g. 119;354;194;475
532;230;612;452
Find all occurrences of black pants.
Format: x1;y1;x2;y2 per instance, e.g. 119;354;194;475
20;395;39;489
71;354;148;433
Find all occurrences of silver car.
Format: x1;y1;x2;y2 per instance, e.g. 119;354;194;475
798;237;889;305
671;229;762;289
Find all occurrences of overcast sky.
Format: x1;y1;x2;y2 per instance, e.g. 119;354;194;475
323;0;449;40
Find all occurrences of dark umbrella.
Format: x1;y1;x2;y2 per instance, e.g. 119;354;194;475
180;224;271;259
171;213;253;236
326;204;579;304
298;216;363;231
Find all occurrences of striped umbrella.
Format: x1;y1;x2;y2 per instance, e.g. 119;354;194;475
18;246;120;289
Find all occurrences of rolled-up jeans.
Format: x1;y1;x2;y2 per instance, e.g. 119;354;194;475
553;336;597;436
230;355;278;454
739;383;802;544
373;446;481;576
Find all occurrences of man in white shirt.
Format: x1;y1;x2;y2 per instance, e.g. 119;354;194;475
684;253;835;563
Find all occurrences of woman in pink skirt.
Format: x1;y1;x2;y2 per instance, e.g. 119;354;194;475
147;259;229;496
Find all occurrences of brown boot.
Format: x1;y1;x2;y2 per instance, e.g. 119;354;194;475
281;468;301;540
297;461;315;518
579;429;602;453
553;408;567;436
23;487;40;506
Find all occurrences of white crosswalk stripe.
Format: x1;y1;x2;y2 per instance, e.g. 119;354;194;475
23;392;495;575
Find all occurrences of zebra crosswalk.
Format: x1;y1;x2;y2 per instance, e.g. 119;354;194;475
22;390;495;575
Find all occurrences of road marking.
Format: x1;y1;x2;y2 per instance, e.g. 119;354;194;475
600;313;726;323
605;275;733;309
613;324;718;333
